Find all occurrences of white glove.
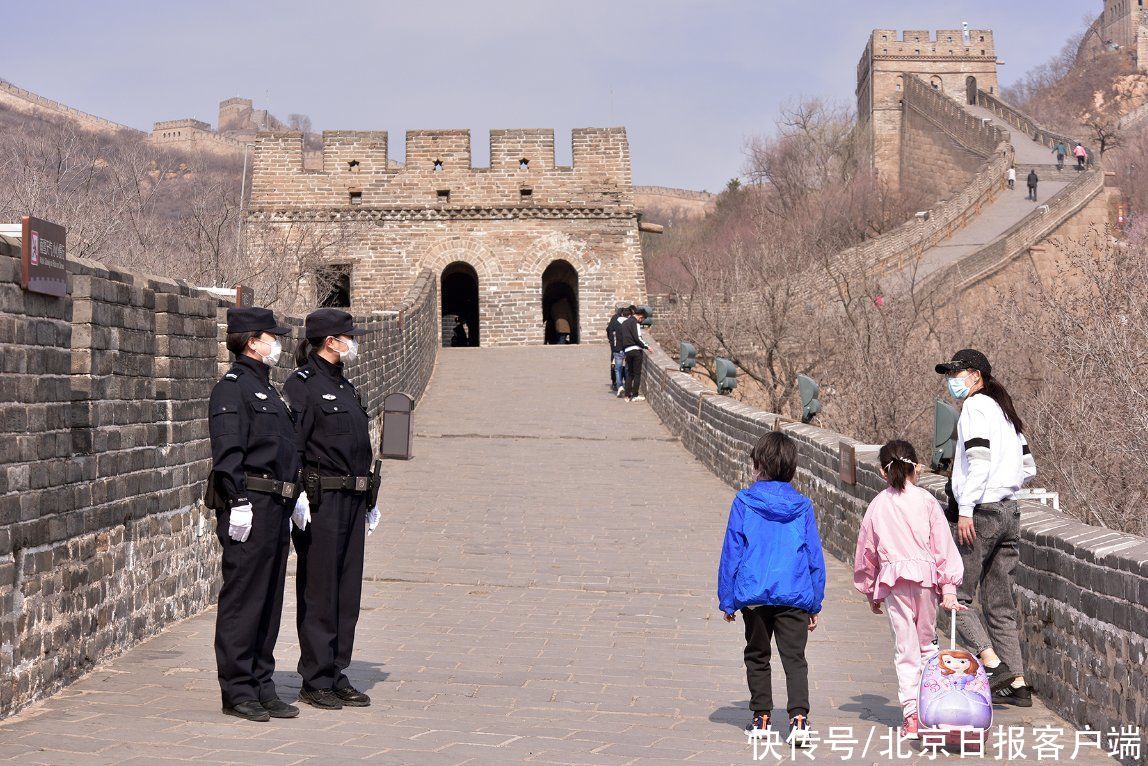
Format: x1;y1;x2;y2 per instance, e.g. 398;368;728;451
291;492;312;531
366;505;380;536
228;504;253;542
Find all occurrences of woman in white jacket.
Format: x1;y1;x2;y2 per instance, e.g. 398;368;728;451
936;349;1037;708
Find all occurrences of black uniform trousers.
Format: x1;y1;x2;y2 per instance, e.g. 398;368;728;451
741;605;811;717
214;493;293;707
292;488;367;692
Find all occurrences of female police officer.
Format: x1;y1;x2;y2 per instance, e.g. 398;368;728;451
286;308;379;710
207;307;301;722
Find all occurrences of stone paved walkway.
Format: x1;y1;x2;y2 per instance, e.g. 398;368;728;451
0;347;1110;765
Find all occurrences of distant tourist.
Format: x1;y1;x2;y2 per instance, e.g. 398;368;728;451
936;349;1037;707
1074;142;1087;169
1026;169;1039;201
606;305;630;395
1007;166;1016;190
551;297;574;344
718;432;825;746
853;439;965;740
450;319;468;347
1053;141;1068;170
615;305;649;401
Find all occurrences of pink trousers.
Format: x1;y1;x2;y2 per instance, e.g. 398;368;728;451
884;580;938;717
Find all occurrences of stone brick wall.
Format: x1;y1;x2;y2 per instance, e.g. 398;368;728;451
900;76;1004;202
639;338;1147;739
0;78;147;136
246;128;647;347
0;234;438;719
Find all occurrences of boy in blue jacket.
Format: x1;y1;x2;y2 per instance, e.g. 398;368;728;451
718;431;826;745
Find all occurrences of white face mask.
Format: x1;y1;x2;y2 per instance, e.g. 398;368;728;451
252;337;282;366
335;336;358;364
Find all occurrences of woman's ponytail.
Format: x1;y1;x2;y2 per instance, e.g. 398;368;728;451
980;373;1024;434
295;339;312;367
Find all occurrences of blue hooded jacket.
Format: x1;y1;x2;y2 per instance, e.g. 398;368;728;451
717;481;827;615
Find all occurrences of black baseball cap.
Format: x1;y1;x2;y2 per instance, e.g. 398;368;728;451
304;308;367;338
226;307;290;335
935;349;991;376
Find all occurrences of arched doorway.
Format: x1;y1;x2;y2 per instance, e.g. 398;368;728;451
541;260;578;344
441;262;479;347
966;75;977;105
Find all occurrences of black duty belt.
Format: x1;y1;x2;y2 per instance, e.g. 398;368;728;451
319;475;372;493
245;474;298;499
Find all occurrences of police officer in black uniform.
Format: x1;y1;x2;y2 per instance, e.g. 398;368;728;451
207;307;302;722
286;308;377;710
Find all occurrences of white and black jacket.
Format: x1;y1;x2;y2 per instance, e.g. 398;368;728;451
951;393;1037;517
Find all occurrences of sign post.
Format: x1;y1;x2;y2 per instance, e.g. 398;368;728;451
21;216;67;297
236;285;254;308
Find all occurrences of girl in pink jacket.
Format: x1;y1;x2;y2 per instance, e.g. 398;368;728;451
853;440;965;739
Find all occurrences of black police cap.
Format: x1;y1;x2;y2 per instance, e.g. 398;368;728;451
304;308;367;338
935;348;991;376
227;307;290;335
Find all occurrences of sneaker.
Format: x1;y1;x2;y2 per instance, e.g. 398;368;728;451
992;683;1033;707
984;661;1018;692
788;715;811;748
616;387;625;398
900;712;919;740
745;711;770;739
631;395;646;402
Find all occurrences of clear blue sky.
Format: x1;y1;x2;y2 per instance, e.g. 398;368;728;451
4;1;1092;191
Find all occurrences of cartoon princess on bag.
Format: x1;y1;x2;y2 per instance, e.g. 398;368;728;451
938;650;979;691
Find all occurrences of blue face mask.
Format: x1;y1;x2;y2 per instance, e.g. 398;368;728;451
947;375;970;400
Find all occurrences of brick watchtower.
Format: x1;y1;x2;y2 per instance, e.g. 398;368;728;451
857;28;1000;187
245;128;647;347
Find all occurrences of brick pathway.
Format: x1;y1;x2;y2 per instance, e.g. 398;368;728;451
0;347;1110;765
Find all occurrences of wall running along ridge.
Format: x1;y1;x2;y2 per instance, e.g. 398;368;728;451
638;338;1148;738
246;128;647;347
0;236;438;718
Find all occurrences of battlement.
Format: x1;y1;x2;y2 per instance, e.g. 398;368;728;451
869;28;995;53
219;97;252;109
249;127;634;210
153;118;211;131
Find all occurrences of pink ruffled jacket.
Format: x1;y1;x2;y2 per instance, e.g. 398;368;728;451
853;484;963;601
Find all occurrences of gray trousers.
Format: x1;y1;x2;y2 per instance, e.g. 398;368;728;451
949;500;1024;676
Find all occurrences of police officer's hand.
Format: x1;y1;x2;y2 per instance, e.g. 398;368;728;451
228;503;254;542
366;505;381;536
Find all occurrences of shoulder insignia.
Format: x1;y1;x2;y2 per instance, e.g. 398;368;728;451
255;392;268;400
322;393;337;400
224;372;240;380
295;368;313;381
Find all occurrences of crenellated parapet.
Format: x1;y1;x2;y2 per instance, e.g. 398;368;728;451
248;127;634;211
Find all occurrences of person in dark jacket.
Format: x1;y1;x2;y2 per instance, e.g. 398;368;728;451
606;305;630;395
1026;169;1039;201
286;309;376;711
616;306;648;401
208;307;301;722
718;432;825;746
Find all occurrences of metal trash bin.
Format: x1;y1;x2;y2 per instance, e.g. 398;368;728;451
381;392;415;460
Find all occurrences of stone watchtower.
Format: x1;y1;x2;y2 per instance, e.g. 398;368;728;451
857;28;1000;187
245;128;647;347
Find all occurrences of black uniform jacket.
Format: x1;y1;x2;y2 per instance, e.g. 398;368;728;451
285;353;372;477
208;355;301;507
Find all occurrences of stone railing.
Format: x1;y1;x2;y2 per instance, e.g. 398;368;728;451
904;76;1006;159
976;89;1094;160
920;168;1108;297
639;337;1146;739
0;79;146;136
0;238;438;718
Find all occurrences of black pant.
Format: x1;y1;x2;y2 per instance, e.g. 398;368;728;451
1027;184;1037;200
214;494;293;707
624;350;644;398
293;489;367;692
742;606;810;717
